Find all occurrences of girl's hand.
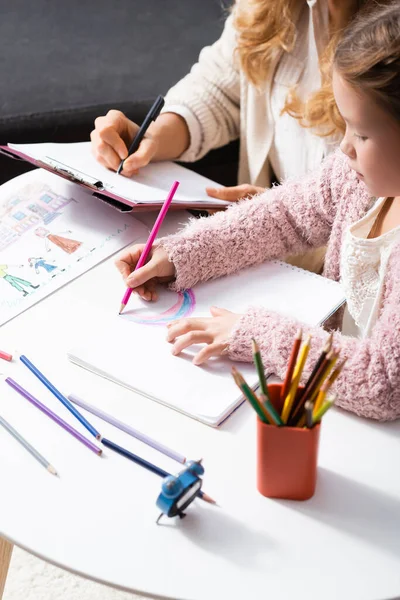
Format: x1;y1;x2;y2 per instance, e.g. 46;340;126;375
90;110;159;177
206;184;265;202
166;306;241;365
115;244;175;301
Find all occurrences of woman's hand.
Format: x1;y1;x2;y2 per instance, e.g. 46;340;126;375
90;110;159;177
166;306;241;365
115;244;175;301
206;184;265;202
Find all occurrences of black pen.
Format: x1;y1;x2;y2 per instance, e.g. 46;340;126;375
117;94;165;175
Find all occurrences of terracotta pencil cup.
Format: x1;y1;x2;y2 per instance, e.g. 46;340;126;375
257;383;320;501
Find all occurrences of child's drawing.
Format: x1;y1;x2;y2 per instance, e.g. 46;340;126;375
121;289;196;326
0;264;39;297
28;257;58;275
34;228;82;254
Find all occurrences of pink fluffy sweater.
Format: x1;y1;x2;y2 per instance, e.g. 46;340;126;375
159;150;400;421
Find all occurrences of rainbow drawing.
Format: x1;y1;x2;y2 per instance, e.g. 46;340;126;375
124;289;196;325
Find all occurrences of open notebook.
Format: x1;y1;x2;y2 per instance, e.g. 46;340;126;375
67;261;345;426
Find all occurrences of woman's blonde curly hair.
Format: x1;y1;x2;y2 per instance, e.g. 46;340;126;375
233;0;369;137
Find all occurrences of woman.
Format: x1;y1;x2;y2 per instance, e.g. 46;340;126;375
91;0;369;271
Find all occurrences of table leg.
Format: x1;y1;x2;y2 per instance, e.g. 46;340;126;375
0;536;13;600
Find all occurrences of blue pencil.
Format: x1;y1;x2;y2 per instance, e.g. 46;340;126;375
101;437;215;504
19;354;100;439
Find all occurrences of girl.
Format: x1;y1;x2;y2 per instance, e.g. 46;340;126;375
115;3;400;422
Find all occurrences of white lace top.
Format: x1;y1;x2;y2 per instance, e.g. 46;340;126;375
341;197;400;338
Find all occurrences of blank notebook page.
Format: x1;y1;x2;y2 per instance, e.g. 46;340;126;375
67;260;345;426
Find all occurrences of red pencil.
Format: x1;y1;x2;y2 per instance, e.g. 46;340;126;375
280;329;302;401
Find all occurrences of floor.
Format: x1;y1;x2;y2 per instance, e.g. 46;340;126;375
4;546;143;600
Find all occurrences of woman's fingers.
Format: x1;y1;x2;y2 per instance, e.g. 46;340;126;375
193;342;226;365
90;131;122;171
122;137;158;175
206;184;264;202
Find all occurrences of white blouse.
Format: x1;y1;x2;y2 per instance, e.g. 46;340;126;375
269;0;336;182
341;197;400;338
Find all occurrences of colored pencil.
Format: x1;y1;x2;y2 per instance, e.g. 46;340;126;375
19;354;101;439
0;349;12;362
289;348;334;425
308;350;339;405
68;392;185;463
5;378;102;456
101;437;215;504
259;394;284;426
281;335;311;424
298;333;333;404
290;350;338;426
305;401;314;429
312;397;335;424
232;368;270;424
280;328;302;401
325;357;348;389
251;339;270;401
119;180;180;314
0;414;57;475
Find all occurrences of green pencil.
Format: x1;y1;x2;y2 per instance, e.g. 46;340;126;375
232;368;270;424
252;339;271;401
259;394;284;426
312;397;335;424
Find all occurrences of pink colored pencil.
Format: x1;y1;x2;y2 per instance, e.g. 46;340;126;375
0;349;12;362
119;180;180;313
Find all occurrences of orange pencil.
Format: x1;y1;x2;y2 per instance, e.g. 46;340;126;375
280;329;302;401
313;357;347;415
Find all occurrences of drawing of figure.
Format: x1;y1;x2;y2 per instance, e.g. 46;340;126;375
28;257;58;275
34;227;82;254
0;264;39;297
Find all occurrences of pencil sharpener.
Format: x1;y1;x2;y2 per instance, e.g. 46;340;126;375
156;459;204;523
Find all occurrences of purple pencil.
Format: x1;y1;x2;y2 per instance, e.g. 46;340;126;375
68;393;186;464
5;377;102;456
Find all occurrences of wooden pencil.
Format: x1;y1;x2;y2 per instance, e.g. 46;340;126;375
290;349;339;426
281;335;311;424
298;334;333;403
252;338;271;401
312;397;336;424
232;368;270;424
305;401;314;429
280;328;302;401
289;348;334;425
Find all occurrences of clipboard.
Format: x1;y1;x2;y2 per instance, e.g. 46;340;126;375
0;142;230;213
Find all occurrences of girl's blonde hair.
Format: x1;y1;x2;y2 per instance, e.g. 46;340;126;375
333;2;400;126
233;0;368;137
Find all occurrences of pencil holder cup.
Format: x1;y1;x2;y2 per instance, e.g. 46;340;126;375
257;383;320;501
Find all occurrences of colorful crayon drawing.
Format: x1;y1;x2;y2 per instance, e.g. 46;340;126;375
123;290;196;326
0;264;39;297
28;257;58;275
34;228;82;254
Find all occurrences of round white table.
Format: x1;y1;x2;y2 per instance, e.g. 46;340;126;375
0;211;400;600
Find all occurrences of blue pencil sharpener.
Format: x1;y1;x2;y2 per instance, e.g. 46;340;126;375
156;459;204;523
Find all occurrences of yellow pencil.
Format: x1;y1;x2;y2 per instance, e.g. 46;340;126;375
281;334;311;424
